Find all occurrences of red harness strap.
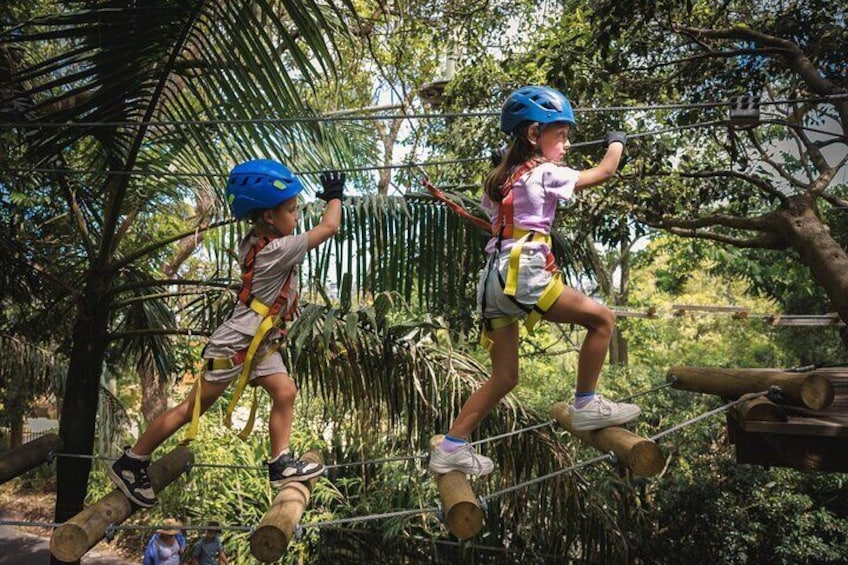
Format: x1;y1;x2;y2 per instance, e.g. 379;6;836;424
422;177;491;231
237;236;299;323
493;158;540;240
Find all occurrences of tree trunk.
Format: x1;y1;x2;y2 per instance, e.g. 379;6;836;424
53;278;110;556
139;351;168;423
775;195;848;348
9;414;23;450
610;238;631;366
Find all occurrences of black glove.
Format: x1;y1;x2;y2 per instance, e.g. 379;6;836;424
317;171;345;202
604;131;627;147
490;147;507;168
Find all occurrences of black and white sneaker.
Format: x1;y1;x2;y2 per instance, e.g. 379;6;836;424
107;447;156;508
268;453;324;487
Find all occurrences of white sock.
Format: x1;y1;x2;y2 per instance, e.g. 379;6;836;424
126;448;151;462
268;448;291;464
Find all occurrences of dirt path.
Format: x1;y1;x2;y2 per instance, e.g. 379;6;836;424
0;520;131;564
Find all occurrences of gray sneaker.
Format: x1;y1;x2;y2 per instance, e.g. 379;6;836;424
429;443;494;476
570;395;641;431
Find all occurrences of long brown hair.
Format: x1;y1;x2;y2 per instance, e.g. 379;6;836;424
484;123;542;202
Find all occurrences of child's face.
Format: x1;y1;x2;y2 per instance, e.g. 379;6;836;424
264;196;299;235
537;123;571;162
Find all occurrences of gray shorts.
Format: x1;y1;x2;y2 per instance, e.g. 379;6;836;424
477;249;555;320
202;339;288;385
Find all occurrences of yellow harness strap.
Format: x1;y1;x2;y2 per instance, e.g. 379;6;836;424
224;299;277;438
502;228;552;296
524;272;564;332
184;297;281;442
480;273;564;351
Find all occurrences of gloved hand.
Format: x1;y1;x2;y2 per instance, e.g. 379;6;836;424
317;171;345;202
490;147;507;168
604;131;627;147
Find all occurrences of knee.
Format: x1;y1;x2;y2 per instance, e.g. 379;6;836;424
492;370;519;395
596;307;616;337
273;378;298;405
174;400;194;426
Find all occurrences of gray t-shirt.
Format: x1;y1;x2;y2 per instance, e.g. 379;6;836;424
205;231;308;354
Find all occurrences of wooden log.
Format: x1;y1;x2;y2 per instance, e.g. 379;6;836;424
550;402;663;477
0;433;62;485
250;450;323;562
667;366;835;410
50;446;193;562
429;435;484;540
736;397;787;422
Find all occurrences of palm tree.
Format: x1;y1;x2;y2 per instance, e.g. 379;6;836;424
1;0;360;530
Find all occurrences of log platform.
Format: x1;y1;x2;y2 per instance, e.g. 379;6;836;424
550;402;663;477
727;368;848;472
0;433;62;485
250;450;323;562
50;446;194;562
429;435;484;539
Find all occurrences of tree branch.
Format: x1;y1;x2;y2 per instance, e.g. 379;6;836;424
656;211;773;231
809;153;848;196
673;24;848;129
109;279;236;297
744;130;807;189
110;218;234;273
676;170;789;205
107;328;211;341
820;192;848;209
662;226;787;249
55;174;94;256
626;47;789;72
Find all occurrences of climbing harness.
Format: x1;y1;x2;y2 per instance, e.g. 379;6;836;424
479;159;564;349
186;235;299;441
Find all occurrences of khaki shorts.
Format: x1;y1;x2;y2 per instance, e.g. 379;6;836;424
202;339;288;385
477;249;555;320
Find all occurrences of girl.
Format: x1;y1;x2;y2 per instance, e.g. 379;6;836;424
110;160;344;507
429;86;641;475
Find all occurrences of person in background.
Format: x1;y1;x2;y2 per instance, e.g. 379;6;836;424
143;518;185;565
189;521;228;565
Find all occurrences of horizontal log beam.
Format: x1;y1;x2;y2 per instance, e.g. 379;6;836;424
250;450;323;562
667;366;835;410
550;403;663;477
429;435;484;539
50;446;193;562
736;397;787;422
0;433;62;485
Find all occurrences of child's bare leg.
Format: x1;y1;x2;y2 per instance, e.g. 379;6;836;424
256;372;297;457
133;379;229;456
448;322;520;439
543;286;615;393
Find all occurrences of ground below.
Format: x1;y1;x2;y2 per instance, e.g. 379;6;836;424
0;477;134;564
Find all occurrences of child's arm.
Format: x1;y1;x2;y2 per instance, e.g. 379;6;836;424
307;171;344;251
575;132;626;190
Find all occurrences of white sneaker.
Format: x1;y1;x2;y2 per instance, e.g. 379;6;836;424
570;395;641;431
429;443;494;476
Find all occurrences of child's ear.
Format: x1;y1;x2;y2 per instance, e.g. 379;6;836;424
262;209;274;224
526;124;539;146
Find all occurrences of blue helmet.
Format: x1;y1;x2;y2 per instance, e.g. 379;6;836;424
225;159;304;219
500;86;577;134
